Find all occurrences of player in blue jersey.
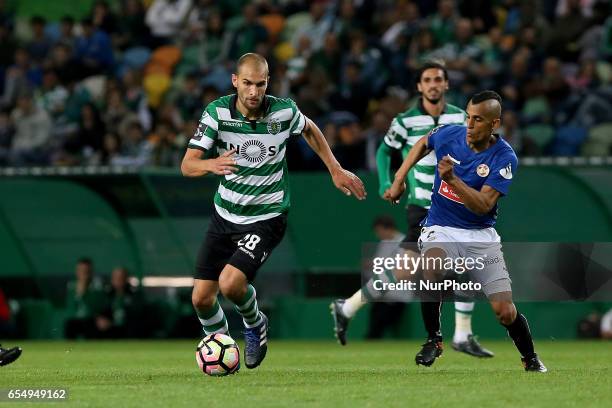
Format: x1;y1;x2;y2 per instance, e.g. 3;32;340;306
384;91;547;372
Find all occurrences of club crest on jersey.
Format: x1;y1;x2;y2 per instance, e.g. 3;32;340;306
267;118;281;135
499;163;513;179
438;180;464;204
476;164;490;177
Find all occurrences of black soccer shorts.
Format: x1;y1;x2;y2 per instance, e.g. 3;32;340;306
194;209;287;282
400;204;429;252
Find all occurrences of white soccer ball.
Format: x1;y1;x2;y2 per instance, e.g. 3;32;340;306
196;333;240;376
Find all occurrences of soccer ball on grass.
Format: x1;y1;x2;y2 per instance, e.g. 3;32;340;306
196;333;240;376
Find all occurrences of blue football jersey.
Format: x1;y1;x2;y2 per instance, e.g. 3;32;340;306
423;124;518;229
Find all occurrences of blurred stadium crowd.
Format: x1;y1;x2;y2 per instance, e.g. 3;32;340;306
0;0;611;171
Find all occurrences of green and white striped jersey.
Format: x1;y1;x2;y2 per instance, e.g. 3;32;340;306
188;94;306;224
383;100;466;208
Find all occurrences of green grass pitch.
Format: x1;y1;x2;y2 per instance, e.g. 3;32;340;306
3;340;611;407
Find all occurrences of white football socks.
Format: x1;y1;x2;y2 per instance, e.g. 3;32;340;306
342;290;367;318
453;301;474;343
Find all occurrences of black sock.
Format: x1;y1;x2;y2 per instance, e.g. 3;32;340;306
421;301;442;340
503;313;535;358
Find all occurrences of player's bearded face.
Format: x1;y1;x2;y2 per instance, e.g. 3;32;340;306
232;65;269;111
418;68;448;104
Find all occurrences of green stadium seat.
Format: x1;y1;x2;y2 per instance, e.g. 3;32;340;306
587;123;612;143
581;141;610;156
596;61;612;84
581;123;612;156
524;124;555;150
282;12;311;43
521;97;550;121
174;45;200;76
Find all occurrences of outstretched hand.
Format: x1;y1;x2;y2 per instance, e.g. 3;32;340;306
207;149;238;175
331;167;366;200
383;181;406;204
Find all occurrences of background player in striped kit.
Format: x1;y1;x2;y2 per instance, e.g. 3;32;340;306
181;53;366;369
331;61;493;358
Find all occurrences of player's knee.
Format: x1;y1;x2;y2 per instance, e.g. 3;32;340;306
495;303;516;326
192;291;216;310
218;272;246;300
422;248;446;282
394;268;412;281
423;268;443;282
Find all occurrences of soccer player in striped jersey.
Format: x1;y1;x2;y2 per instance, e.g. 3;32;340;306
331;61;493;358
182;53;366;369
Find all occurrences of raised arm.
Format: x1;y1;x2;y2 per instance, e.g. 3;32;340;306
301;117;366;200
394;135;431;184
383;135;432;203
